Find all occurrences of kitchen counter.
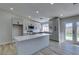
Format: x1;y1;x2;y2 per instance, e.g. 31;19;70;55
14;33;50;42
14;33;49;55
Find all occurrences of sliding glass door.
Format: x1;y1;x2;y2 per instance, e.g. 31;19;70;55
65;23;73;41
64;22;79;43
77;22;79;42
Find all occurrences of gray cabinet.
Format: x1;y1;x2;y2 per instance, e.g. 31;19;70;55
49;17;60;42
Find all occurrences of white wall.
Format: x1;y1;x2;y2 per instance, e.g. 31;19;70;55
0;10;12;45
60;20;65;43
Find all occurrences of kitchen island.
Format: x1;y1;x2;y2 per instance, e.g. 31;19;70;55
14;33;49;55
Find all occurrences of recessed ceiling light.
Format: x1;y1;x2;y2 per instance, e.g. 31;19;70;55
10;8;14;10
36;11;39;14
60;14;63;17
50;3;54;5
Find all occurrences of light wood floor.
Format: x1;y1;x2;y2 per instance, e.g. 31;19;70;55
0;43;16;55
0;40;79;55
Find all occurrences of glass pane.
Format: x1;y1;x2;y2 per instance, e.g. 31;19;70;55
65;23;73;41
77;22;79;41
42;23;49;32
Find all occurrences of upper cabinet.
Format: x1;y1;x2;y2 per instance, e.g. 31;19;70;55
30;21;41;32
23;17;42;33
12;17;23;25
12;16;42;34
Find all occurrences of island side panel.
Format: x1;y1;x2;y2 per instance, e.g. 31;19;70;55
15;35;49;55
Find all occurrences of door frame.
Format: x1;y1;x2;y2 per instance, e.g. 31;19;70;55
64;22;77;43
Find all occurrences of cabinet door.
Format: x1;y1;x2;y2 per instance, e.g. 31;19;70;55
19;19;23;24
49;20;53;33
13;19;18;24
12;18;23;25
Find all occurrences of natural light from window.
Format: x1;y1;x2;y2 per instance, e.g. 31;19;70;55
42;23;49;32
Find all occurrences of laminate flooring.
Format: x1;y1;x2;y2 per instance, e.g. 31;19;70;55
34;41;79;55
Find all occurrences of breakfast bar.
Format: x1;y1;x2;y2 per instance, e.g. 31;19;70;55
14;33;49;55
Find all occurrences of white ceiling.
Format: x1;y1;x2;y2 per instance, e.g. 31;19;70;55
0;3;79;22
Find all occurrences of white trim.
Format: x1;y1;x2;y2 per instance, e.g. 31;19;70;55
0;41;15;45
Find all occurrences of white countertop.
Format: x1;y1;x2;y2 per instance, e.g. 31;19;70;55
14;33;50;42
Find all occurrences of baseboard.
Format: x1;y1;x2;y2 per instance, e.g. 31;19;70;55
0;41;15;46
50;39;59;42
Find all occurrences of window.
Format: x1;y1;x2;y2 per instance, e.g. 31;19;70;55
42;23;49;32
